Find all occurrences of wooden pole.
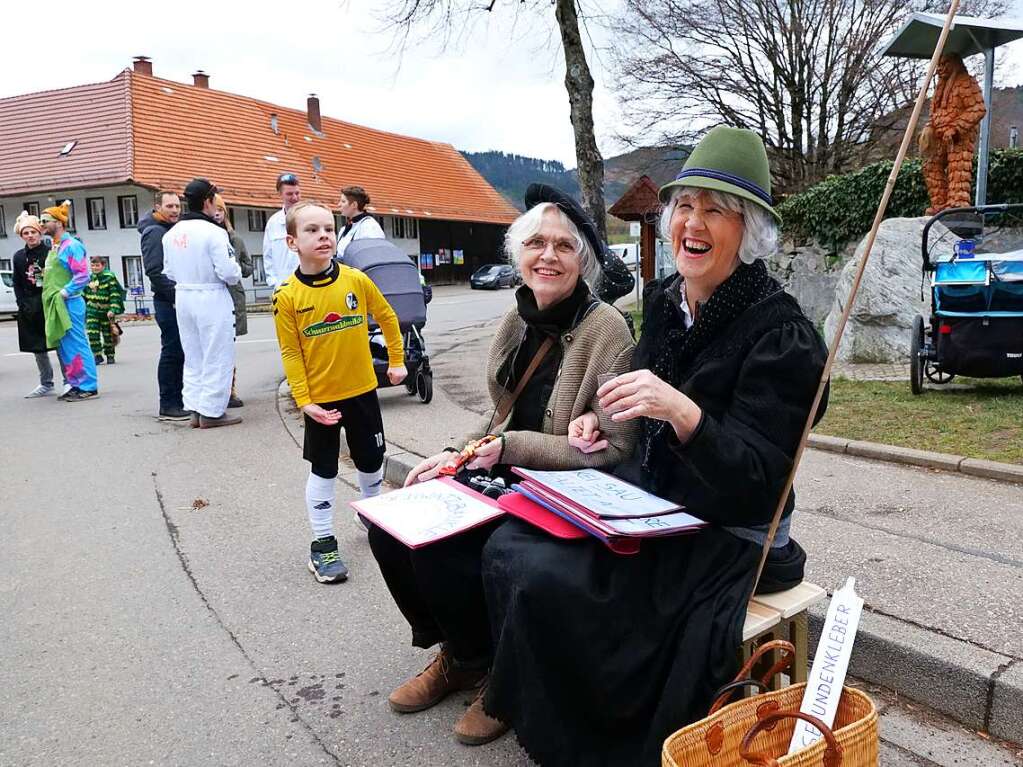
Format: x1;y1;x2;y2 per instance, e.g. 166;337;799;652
752;0;963;591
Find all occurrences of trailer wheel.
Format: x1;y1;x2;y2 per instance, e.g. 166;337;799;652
910;315;925;395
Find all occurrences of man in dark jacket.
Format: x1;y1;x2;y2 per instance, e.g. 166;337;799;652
12;212;66;397
139;190;189;420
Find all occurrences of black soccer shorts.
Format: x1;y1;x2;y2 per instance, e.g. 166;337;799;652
303;389;386;478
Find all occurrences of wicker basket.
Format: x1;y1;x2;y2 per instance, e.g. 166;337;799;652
662;682;878;767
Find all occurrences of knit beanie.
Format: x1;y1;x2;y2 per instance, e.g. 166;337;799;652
14;211;42;236
41;200;72;225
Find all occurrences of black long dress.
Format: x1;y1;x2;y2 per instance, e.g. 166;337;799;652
12;242;51;353
480;261;828;765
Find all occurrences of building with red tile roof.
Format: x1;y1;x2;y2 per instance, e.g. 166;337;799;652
1;59;519;304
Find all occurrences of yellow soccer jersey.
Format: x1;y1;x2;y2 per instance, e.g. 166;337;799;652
272;262;404;408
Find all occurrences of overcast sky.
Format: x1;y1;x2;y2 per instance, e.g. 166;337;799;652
2;0;1022;168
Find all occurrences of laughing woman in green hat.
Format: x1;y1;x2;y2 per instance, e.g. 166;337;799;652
476;127;829;765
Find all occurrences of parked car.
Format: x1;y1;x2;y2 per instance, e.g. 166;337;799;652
470;264;519;290
0;271;18;317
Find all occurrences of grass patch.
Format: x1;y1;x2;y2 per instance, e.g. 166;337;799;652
816;377;1023;464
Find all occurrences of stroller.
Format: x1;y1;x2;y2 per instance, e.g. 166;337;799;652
342;239;434;403
912;204;1023;394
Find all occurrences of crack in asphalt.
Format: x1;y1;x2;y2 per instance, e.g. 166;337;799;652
152;472;344;766
803;505;1023;570
858;602;1022;662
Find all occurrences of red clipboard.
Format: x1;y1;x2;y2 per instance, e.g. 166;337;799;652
497;491;587;540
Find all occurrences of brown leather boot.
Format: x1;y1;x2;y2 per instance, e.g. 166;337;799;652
388;648;486;714
453;683;509;746
199;413;242;429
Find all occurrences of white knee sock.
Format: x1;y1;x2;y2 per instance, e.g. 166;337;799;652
306;472;336;539
356;468;384;498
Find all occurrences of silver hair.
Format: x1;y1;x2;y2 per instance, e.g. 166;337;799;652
504;202;601;287
659;186;778;264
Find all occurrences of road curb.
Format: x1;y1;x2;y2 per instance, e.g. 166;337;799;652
275;382;1023;744
808;604;1022;744
808;433;1023;484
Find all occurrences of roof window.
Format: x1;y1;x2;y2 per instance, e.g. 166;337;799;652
59;141;77;156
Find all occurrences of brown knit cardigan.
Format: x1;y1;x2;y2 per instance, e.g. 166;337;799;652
474;301;640;469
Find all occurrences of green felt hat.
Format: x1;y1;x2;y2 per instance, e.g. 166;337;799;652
659;126;780;225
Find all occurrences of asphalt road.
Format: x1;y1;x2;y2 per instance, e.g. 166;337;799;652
2;287;1020;766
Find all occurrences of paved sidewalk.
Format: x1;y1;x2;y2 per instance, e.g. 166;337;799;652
833;362;912;381
278;381;1023;758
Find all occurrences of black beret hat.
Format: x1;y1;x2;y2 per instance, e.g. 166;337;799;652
524;183;606;266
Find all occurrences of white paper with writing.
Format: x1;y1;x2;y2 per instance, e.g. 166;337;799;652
513;467;680;518
351;479;502;547
787;578;864;754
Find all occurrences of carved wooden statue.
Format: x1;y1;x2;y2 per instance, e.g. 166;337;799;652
919;53;987;215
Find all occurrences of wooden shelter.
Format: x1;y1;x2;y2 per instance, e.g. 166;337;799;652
608;175;661;281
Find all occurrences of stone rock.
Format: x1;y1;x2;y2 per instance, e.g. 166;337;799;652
824;217;954;362
769;239;856;326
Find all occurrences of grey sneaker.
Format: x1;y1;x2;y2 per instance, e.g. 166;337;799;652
25;384;54;398
308;537;349;583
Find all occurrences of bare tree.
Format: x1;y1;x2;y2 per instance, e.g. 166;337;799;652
614;0;1005;194
378;0;609;241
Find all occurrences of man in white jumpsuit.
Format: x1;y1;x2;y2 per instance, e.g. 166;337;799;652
163;178;243;428
262;172;302;289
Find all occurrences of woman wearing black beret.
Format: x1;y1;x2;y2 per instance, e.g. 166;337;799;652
368;183;638;746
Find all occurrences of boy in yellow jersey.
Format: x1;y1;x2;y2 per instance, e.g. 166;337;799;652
273;201;406;583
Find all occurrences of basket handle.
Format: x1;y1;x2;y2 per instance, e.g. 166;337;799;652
740;711;843;767
734;639;796;688
708;679;770;715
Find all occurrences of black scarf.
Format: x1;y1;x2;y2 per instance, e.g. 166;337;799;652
513;278;591;339
341;212;371;238
495;279;593;433
181;211;218;225
637;259;781;490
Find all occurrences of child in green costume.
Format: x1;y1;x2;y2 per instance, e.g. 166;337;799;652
84;257;126;364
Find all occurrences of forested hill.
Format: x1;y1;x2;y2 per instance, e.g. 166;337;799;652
462;146;690;212
461;151;580;210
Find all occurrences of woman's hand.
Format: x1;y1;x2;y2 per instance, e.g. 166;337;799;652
302;404;341;426
405;450;459;486
598;370;702;441
466;438;503;471
387;365;408;385
568;412;609;454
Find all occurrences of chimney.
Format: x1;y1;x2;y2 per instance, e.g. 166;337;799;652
192;70;210;89
270;113;280;135
133;56;153;76
307;93;322;133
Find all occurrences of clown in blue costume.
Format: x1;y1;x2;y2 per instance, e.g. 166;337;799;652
40;201;99;400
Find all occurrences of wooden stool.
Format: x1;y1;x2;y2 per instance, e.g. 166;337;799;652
739;582;827;691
